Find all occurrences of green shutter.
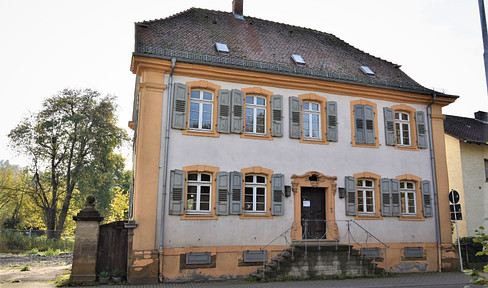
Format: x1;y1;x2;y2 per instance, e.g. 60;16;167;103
345;176;357;216
271;95;283;137
172;83;188;129
216;172;230;215
169;169;185;215
421;180;433;217
326;101;338;142
391;179;401;216
271;173;285;216
231;89;244;134
383;107;395;146
289;96;301;139
364;105;375;144
229;171;242;215
217;90;231;133
380;178;392;216
354;104;365;144
416;111;427;149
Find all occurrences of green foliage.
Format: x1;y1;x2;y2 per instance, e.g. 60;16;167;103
458;236;488;264
0;230;74;253
99;271;109;278
112;268;124;277
7;88;129;238
55;271;72;287
464;225;488;286
20;266;30;271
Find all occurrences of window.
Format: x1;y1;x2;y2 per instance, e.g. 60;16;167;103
357;179;375;214
189;90;213;131
351;100;378;147
244;174;267;213
302;102;321;139
187;172;212;214
485;159;488;182
245;96;266;134
400;181;416;215
395;112;411;146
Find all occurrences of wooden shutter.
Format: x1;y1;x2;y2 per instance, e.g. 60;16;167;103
229;171;242;215
354;104;365;144
216;172;230;215
217;89;231;133
364;105;375;144
383;107;395;146
421;180;433;217
345;176;357;216
169;169;185;215
289;96;301;139
171;83;188;129
271;173;285;216
231;89;244;134
391;179;401;216
380;178;392;216
326;101;338;142
271;95;283;137
416;111;427;149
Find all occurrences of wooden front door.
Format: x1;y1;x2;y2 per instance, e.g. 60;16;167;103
301;187;326;239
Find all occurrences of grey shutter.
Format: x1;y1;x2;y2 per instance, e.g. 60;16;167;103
326;101;338;142
229;171;242;215
289;96;301;139
171;83;188;129
216;172;230;215
271;173;285;216
354;104;365;144
169;169;185;215
231;89;244;134
380;178;392;216
416;111;428;149
391;179;401;216
345;176;357;216
217;90;231;133
364;105;375;144
383;107;395;146
421;180;433;217
271;95;283;137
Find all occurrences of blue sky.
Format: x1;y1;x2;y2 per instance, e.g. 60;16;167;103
1;0;487;167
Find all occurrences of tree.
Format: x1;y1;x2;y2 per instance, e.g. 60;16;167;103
465;225;488;286
8;89;128;238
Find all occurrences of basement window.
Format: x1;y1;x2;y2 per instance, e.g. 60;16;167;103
360;66;375;76
291;54;306;65
216;42;230;53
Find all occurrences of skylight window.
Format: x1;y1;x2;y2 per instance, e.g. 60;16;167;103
360;66;375;76
215;42;229;53
291;54;306;65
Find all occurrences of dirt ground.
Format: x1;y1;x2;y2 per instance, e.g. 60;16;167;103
0;253;72;288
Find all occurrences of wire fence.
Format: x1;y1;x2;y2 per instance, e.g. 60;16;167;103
0;228;74;253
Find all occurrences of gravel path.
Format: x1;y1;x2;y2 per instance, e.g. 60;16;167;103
0;252;72;268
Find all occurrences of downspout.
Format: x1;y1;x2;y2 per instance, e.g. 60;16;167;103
158;58;177;282
427;92;441;272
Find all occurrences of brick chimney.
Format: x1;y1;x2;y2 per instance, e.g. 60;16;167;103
233;0;243;17
474;111;488;123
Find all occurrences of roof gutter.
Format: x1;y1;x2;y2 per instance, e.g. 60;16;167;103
157;57;176;282
427;92;441;272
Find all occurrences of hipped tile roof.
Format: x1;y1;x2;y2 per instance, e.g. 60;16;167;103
444;114;488;144
134;8;452;96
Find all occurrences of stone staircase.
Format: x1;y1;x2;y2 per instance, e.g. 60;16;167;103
251;241;384;281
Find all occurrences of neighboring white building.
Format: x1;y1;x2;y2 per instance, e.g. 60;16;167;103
445;111;488;240
126;1;458;283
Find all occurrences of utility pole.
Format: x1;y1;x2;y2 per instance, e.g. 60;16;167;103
479;0;488;96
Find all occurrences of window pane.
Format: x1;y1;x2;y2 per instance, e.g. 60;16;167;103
200;174;211;182
407;182;414;189
303;102;309;110
188;173;198;181
311;103;319;111
256;97;266;106
365;180;373;187
245;108;254;132
191;90;200;99
395;113;399;120
203;91;213;100
402;113;409;121
244;187;253;211
312;114;319;138
187;186;197;210
245;175;253;182
256;176;266;183
246;96;254;104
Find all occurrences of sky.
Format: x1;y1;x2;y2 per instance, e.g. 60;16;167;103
1;0;487;168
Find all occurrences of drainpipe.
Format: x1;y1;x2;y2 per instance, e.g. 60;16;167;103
427;92;441;272
157;57;176;281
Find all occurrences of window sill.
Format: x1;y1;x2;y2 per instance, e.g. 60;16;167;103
240;213;274;219
180;214;218;220
398;215;425;221
351;142;379;148
182;129;219;138
354;214;383;220
300;138;328;145
394;145;419;151
241;133;273;141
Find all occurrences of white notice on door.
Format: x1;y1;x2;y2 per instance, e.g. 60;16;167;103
303;200;311;207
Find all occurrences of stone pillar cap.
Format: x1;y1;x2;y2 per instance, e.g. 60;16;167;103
73;195;104;222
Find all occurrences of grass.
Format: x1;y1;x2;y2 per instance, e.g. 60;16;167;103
55;271;72;287
20;266;30;271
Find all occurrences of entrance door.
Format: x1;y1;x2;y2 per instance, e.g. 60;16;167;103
301;187;326;239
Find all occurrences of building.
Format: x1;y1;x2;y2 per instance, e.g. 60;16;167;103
127;1;458;283
444;111;488;240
